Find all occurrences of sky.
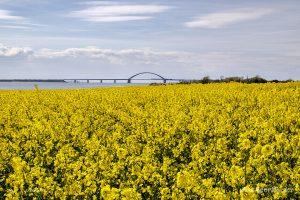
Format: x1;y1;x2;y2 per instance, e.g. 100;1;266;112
0;0;299;80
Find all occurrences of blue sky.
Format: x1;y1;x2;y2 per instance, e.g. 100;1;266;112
0;0;299;79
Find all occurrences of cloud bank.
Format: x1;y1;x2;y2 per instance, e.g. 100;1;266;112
185;8;274;28
0;43;32;57
0;44;299;80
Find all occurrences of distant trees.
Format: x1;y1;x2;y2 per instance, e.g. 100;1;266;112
179;75;293;84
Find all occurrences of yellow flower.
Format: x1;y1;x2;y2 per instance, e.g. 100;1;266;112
241;185;257;200
0;82;299;199
262;144;274;156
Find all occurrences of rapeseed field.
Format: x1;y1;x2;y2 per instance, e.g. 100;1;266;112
0;83;299;199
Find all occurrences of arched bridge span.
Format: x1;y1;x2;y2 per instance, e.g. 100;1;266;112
6;72;193;84
128;72;166;83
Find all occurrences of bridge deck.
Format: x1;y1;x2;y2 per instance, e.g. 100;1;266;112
0;78;191;82
0;72;195;83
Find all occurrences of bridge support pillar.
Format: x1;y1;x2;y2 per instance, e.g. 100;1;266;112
74;80;77;83
163;79;166;83
128;79;131;83
114;80;116;83
100;80;102;83
87;80;89;83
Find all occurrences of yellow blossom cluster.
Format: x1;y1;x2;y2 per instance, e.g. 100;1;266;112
0;83;299;199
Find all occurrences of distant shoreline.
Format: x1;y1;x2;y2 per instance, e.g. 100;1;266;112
0;79;66;83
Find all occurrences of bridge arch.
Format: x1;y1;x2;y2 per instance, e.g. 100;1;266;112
128;72;166;83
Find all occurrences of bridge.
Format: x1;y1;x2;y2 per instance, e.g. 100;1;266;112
0;72;192;83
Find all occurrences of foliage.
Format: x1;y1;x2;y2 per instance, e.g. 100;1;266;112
0;83;299;199
179;75;293;84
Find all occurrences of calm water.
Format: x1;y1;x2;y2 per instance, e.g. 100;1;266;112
0;82;147;90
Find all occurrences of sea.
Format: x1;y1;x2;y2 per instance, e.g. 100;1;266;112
0;82;147;90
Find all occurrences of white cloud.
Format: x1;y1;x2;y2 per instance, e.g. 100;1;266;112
1;44;299;80
81;15;152;22
36;47;116;59
34;47;165;66
1;45;168;61
0;25;29;29
68;4;170;22
0;43;32;58
78;1;120;6
34;47;200;65
0;9;34;30
0;9;24;20
11;46;296;70
185;8;274;28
